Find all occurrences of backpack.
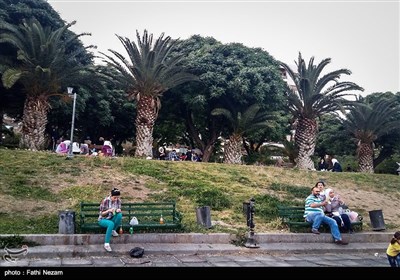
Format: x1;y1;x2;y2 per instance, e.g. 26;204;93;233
129;247;144;258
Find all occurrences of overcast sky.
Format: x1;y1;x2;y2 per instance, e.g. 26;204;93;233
47;0;399;95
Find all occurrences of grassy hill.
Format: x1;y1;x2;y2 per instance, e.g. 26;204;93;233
0;149;399;234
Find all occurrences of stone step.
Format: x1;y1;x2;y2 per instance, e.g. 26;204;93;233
12;242;389;259
8;232;393;246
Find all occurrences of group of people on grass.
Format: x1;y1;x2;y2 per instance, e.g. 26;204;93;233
318;156;342;172
158;147;202;162
55;136;114;157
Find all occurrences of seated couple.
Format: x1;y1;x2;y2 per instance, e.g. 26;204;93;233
304;182;349;245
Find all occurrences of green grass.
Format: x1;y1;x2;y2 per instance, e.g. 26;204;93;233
0;148;399;234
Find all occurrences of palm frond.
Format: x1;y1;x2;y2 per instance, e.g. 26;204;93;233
280;52;363;119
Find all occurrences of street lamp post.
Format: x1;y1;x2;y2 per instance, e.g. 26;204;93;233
66;87;76;159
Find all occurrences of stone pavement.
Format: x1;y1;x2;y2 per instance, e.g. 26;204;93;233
0;232;395;269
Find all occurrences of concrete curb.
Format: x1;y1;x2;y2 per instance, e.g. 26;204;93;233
3;231;392;245
18;242;389;259
0;232;392;260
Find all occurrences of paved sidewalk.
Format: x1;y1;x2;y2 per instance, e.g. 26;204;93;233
0;232;393;269
0;251;390;268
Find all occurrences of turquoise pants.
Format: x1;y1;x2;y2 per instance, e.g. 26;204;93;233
98;213;122;243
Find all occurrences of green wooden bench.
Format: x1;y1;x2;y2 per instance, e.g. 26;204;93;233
277;205;363;232
79;201;182;233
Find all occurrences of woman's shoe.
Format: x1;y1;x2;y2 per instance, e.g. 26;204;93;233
104;243;112;252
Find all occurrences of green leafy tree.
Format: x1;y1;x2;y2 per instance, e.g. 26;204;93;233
315;114;356;158
101;30;197;158
342;96;400;173
0;0;70;143
170;36;287;162
363;92;400;168
0;18;94;150
212;104;275;164
280;52;363;170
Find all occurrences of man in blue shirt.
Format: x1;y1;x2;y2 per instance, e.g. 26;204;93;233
304;183;348;245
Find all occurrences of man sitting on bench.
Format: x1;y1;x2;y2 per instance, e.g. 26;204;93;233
304;183;348;245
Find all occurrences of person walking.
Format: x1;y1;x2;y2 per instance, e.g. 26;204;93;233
386;231;400;267
303;183;348;245
98;188;122;252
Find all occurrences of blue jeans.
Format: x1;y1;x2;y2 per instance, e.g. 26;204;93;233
306;212;342;241
387;253;400;267
98;213;122;243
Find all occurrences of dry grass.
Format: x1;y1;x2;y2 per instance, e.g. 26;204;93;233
0;149;399;233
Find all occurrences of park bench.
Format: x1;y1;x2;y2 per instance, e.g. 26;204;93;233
277;205;362;233
79;201;182;233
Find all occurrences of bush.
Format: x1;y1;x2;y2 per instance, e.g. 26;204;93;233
375;155;400;175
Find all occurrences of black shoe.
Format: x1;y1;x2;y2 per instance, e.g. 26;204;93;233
334;240;349;245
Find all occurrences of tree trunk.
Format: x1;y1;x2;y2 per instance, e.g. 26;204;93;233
201;143;215;162
19;96;49;150
0;110;3;144
185;111;218;162
357;142;374;173
223;134;243;164
134;95;157;158
295;117;317;170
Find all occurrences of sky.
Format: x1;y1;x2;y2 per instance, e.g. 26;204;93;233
47;0;400;95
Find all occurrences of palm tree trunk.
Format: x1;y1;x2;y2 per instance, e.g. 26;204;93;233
134;96;157;158
357;142;374;173
223;134;243;164
20;96;49;150
295;117;317;170
0;110;4;144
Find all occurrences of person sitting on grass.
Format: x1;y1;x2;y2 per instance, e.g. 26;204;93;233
304;183;348;245
98;188;122;252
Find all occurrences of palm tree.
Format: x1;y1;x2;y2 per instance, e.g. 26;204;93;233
101;30;196;158
280;53;363;170
211;104;273;164
342;97;400;173
0;18;93;150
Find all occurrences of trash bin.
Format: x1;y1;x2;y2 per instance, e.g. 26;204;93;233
368;209;385;231
196;206;212;229
58;210;76;234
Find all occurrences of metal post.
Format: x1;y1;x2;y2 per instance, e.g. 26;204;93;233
66;88;76;160
245;197;259;248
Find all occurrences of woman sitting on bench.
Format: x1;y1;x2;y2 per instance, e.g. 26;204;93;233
324;188;354;234
98;188;122;252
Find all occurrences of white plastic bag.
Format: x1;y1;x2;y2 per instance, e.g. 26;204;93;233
129;216;139;225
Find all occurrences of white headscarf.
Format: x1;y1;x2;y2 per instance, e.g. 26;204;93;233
331;158;338;165
325;188;333;200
